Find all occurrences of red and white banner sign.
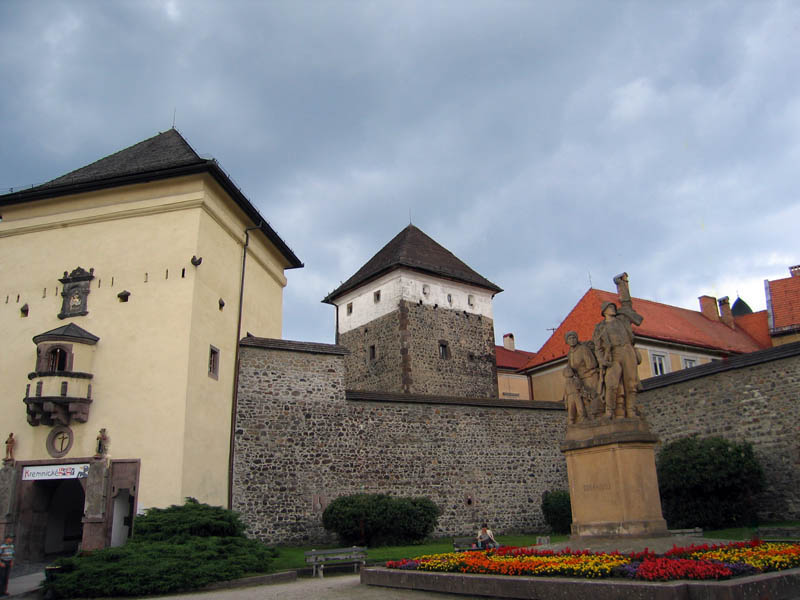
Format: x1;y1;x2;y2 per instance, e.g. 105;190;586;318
22;464;90;480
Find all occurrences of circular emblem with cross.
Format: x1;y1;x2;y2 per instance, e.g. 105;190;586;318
46;426;74;458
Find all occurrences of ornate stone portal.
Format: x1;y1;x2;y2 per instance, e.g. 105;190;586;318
560;273;668;539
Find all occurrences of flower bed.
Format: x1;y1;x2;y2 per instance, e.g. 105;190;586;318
385;540;800;582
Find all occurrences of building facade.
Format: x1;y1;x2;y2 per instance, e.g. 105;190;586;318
0;130;301;558
521;289;770;404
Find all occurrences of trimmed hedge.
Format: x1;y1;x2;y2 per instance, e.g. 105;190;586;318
45;499;275;598
322;493;441;546
541;490;572;534
657;436;765;529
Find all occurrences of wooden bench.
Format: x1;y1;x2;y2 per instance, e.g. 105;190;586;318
304;546;367;578
756;526;800;543
669;527;703;537
453;536;477;552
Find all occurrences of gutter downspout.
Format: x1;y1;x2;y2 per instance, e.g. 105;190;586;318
227;223;261;509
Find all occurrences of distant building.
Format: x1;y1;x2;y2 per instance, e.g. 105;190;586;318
323;224;502;398
0;130;301;558
495;333;535;400
520;289;770;403
765;265;800;346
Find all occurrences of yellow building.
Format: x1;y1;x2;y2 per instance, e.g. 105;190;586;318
0;130;301;559
495;333;535;400
520;288;770;403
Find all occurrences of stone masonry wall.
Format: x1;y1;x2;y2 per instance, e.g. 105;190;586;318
340;300;497;398
233;342;567;545
340;309;404;394
640;348;800;521
403;301;498;398
234;339;800;545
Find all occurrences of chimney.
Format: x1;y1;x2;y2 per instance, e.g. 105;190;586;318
718;296;734;328
790;265;800;278
698;295;719;321
503;333;515;351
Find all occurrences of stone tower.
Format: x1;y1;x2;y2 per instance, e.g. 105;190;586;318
323;225;502;398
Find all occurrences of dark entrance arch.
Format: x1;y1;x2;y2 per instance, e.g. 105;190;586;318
16;479;85;560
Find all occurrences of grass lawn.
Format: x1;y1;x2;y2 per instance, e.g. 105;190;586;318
704;520;800;541
270;533;568;572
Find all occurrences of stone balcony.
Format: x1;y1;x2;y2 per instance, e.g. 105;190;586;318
24;370;94;426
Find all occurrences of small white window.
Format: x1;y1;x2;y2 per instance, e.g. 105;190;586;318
346;302;353;315
447;293;453;305
651;353;667;376
682;358;697;369
422;284;430;296
208;346;220;379
373;290;381;303
467;294;475;307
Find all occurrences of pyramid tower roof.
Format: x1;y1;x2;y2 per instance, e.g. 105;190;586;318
323;224;502;303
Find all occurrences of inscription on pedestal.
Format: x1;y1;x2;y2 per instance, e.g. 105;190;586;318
583;482;611;492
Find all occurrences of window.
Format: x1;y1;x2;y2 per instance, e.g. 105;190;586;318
208;346;220;379
346;302;353;315
422;284;430;296
48;348;68;372
682;358;697;369
373;290;381;303
651;353;667;376
447;293;453;305
369;345;376;361
438;341;450;359
467;294;475;307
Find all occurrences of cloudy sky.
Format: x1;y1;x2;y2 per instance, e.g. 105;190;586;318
2;1;798;352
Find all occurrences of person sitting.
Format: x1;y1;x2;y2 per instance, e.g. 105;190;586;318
476;524;498;549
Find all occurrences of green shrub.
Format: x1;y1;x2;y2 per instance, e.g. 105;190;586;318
45;500;275;598
657;436;765;529
541;490;572;534
134;496;245;541
322;493;441;546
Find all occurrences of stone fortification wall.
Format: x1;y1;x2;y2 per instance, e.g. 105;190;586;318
233;339;566;545
640;342;800;521
340;309;405;394
340;300;497;398
403;301;498;398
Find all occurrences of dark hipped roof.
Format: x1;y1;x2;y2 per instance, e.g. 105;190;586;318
322;224;502;303
731;296;753;316
33;323;100;345
0;129;302;269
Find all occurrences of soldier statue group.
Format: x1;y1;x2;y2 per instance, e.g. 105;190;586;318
563;273;644;424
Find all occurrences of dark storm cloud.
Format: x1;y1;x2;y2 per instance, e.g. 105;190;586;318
1;0;798;351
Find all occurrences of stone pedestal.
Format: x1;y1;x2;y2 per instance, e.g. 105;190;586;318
560;418;668;538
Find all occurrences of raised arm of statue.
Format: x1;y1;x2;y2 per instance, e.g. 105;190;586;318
613;272;632;306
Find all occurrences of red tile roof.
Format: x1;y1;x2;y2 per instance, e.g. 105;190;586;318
495;345;536;370
768;274;800;330
521;288;770;371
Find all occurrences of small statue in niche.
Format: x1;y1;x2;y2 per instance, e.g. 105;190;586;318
95;428;109;458
592;273;644;419
3;433;14;463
